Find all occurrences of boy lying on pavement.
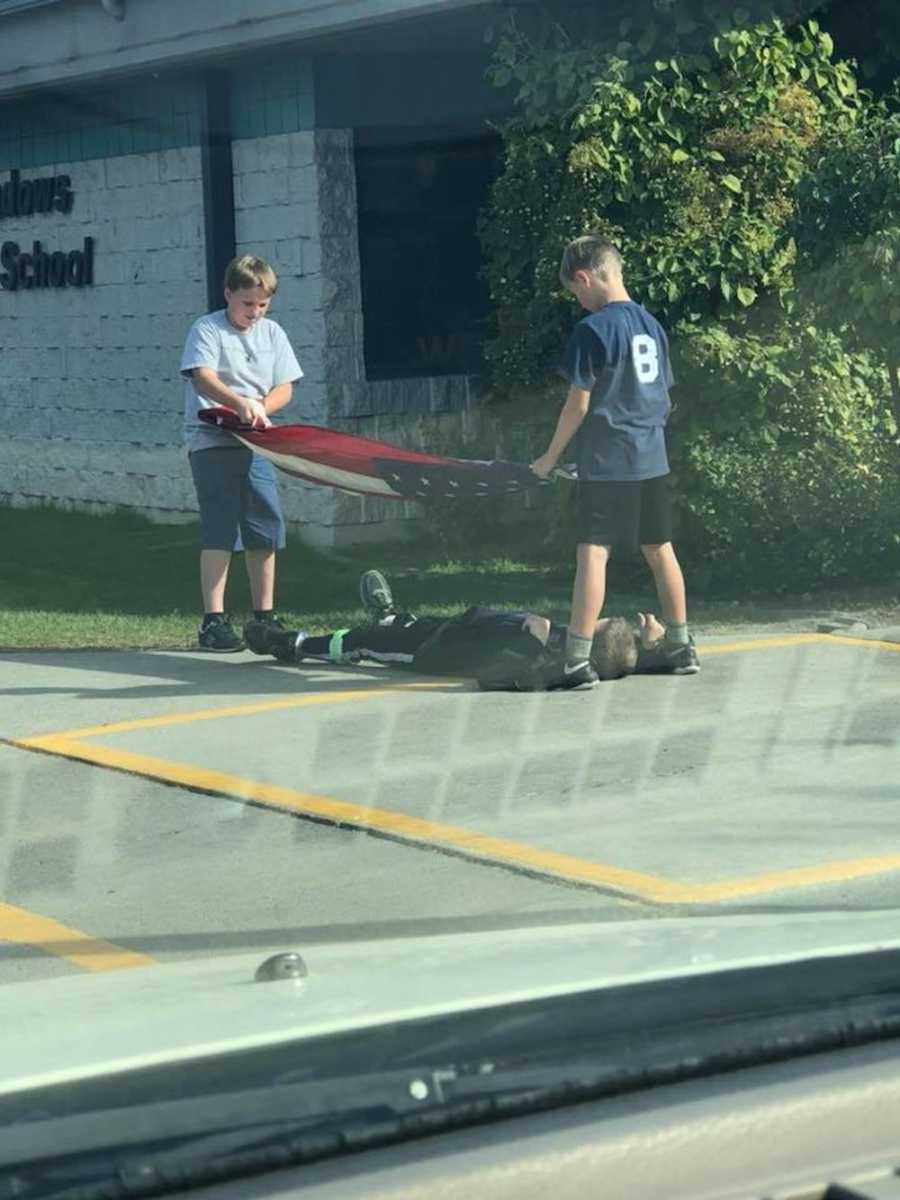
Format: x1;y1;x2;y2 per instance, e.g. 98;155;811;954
243;571;696;692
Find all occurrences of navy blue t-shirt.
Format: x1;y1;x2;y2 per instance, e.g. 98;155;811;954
561;301;674;482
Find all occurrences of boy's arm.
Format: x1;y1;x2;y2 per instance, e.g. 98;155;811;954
190;368;270;428
265;325;303;417
634;612;670;673
638;612;666;647
531;386;591;478
262;382;293;417
522;614;552;645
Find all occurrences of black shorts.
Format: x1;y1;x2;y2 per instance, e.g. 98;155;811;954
575;474;673;548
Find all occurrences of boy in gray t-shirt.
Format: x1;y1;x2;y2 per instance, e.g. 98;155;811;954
180;255;302;651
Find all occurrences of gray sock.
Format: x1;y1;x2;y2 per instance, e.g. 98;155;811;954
665;622;690;646
565;632;593;665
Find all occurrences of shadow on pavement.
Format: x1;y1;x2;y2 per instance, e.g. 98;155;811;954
0;651;470;704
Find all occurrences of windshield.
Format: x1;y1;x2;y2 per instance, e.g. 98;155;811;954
0;0;898;1191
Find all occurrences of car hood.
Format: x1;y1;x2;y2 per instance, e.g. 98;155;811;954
3;909;900;1096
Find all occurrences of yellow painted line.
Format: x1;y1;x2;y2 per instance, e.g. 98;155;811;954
12;635;894;744
827;633;900;653
683;855;900;902
31;680;463;741
703;632;900;656
6;633;899;917
13;735;900;908
8;736;697;904
702;635;824;656
0;901;154;972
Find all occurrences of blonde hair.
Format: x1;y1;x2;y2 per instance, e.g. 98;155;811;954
591;617;638;680
560;236;623;285
224;255;278;295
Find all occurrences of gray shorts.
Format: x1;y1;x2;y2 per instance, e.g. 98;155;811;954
189;446;286;552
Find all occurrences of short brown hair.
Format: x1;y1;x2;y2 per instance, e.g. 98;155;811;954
224;255;278;295
591;617;638;680
560;236;623;285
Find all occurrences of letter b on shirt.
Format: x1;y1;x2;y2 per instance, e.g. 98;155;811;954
631;334;660;383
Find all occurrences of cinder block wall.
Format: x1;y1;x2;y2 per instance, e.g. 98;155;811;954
0;62;482;546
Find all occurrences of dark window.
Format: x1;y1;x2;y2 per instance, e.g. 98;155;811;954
355;130;500;380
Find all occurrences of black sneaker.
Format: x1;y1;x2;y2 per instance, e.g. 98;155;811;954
359;569;395;623
548;659;599;691
243;619;304;662
271;630;306;663
664;638;700;675
243;619;276;656
255;612;287;631
198;615;244;653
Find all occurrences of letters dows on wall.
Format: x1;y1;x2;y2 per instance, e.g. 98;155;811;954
0;170;95;290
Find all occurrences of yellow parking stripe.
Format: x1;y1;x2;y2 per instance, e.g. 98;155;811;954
35;680;462;741
702;635;819;655
14;634;895;744
685;855;900;902
5;632;899;923
0;901;154;972
13;735;900;907
703;633;900;655
826;633;900;653
10;736;698;904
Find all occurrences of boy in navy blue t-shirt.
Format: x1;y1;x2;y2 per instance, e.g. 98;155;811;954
531;236;699;689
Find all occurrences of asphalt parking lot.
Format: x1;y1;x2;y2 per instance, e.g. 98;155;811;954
1;626;899;983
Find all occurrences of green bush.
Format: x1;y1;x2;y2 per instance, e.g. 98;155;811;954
672;324;900;591
480;18;860;395
416;321;900;592
793;87;900;421
469;11;900;594
678;440;900;593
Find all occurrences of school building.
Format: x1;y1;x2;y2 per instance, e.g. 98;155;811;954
0;0;514;544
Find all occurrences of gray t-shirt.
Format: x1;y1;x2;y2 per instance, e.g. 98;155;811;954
180;310;303;452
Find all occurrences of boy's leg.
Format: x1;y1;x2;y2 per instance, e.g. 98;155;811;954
641;542;687;629
570;480;620;644
240;454;286;623
248;614;434;665
559;478;622;688
200;549;232;613
190;447;247;652
642;544;698;674
569;542;610;639
245;549;275;612
640;542;700;674
295;615;434;666
558;542;608;688
637;474;698;672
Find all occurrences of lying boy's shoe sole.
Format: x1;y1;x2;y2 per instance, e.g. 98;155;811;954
243;622;306;662
359;569;395;622
259;613;288;632
242;619;275;655
272;631;306;663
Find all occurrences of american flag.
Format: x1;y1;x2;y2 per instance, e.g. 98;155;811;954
198;407;567;500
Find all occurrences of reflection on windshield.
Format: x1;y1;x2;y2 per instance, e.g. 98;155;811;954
0;0;898;1190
